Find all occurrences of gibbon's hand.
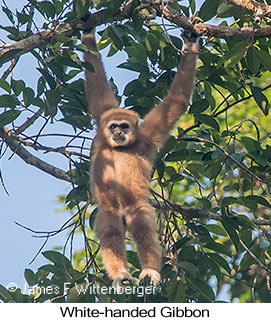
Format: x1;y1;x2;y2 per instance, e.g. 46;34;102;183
81;11;95;35
182;16;202;44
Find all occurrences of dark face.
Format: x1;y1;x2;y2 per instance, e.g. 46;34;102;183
110;122;130;144
104;120;136;147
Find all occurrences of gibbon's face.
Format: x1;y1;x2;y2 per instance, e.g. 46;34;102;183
105;120;137;148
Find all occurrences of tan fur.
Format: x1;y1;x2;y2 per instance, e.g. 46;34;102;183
82;30;199;286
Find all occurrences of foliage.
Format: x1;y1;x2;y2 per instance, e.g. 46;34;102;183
0;0;271;303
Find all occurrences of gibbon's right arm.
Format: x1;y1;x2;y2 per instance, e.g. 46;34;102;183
82;31;119;125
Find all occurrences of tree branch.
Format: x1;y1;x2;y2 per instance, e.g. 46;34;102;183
1;1;271;66
222;0;271;18
0;127;71;182
152;0;271;38
0;3;132;65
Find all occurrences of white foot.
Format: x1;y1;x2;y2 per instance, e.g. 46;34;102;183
112;270;133;292
139;268;161;286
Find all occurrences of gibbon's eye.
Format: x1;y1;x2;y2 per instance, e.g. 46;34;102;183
110;123;118;130
120;123;129;130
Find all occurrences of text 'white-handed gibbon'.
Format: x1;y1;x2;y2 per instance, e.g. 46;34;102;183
82;20;199;289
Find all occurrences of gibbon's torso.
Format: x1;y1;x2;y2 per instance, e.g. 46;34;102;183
91;135;156;211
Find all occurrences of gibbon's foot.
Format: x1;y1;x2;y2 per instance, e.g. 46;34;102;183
139;268;161;286
182;16;203;43
112;270;133;292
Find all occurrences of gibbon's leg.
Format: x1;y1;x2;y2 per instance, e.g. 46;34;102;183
94;210;132;288
126;204;162;285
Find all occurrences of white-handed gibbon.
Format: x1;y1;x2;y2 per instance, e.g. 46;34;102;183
82;21;199;288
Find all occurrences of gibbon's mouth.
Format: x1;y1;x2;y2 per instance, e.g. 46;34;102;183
113;135;126;143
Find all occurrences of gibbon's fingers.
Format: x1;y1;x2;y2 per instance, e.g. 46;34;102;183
139;268;161;286
182;16;203;44
112;270;133;292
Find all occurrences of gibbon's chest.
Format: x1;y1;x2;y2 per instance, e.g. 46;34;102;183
97;148;151;180
92;146;152;191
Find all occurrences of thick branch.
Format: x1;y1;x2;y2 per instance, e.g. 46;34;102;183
222;0;271;18
0;127;71;182
1;1;271;66
152;0;271;38
0;4;131;64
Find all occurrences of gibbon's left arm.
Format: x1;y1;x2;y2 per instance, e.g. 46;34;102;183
140;36;199;148
82;31;119;125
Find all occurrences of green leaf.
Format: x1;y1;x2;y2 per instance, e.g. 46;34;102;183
246;47;260;75
204;224;227;236
67;283;91;302
221;196;238;207
189;99;209;115
11;79;25;96
45;89;61;118
196;114;220;131
204;242;232;257
221;216;239;253
0;284;13;302
241;136;261;153
171;237;191;253
0;79;11;93
126;43;147;62
42;251;72;269
179;261;198;278
127;250;141;269
0;110;21;127
37;1;56;18
239;229;252;251
187;278;215;301
37;68;56;89
221;41;248;68
0;94;20;108
239;245;261;270
23;87;35;107
107;26;123;50
155;158;164;180
250;86;269;116
245;195;271;209
24;269;36;286
146;32;158;52
82;61;95;73
207;253;231;274
199;0;219;21
258;50;271;70
159;135;176;155
2;7;14;24
37;77;46;97
217;3;234;17
165;149;189;162
74;0;91;18
206;257;221;281
169;280;186;302
89;207;98;230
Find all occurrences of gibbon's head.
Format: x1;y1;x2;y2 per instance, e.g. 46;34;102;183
100;109;139;148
